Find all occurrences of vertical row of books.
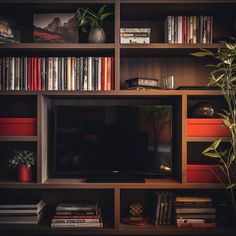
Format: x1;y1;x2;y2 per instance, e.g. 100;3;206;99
0;57;114;91
174;196;216;228
0;200;46;225
164;16;213;44
153;192;173;225
51;202;103;228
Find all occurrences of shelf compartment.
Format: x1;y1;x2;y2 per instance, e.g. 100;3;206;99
119;223;236;235
120;43;223;57
0;142;37;183
0;136;38;142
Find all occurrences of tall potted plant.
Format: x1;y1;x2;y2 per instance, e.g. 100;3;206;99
75;5;113;43
9;150;36;182
192;42;236;214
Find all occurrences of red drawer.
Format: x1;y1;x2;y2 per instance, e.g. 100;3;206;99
187;118;230;137
0;118;37;136
187;164;227;183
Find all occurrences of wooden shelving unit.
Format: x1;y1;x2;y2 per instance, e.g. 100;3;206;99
0;0;236;235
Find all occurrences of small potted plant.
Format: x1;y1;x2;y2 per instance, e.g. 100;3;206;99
75;5;113;43
9;150;36;182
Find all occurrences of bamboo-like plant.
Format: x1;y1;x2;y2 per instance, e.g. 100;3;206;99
192;42;236;214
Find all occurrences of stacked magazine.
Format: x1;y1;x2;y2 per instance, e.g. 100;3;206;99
0;199;46;224
51;202;103;228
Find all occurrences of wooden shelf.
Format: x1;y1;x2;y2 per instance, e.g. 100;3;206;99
120;43;224;57
0;179;224;189
187;136;230;142
119;223;236;235
0;136;37;142
0;43;115;55
0;90;221;96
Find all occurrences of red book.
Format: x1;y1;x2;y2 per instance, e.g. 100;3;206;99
111;57;115;90
106;57;111;91
37;57;41;91
33;58;37;90
101;57;105;91
104;57;108;90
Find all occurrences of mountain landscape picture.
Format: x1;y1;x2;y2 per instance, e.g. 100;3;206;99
33;14;78;43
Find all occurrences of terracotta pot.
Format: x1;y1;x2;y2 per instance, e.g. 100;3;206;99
18;164;32;182
88;28;106;43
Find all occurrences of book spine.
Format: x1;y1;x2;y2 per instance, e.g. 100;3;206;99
76;57;80;90
79;57;84;90
37;57;41;91
48;57;53;90
67;57;71;91
51;222;103;227
176;222;216;228
177;16;182;44
52;219;100;223
120;37;150;44
14;57;20;90
83;57;88;91
9;57;15;90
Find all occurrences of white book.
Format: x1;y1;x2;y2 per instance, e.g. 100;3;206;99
83;57;88;91
120;28;151;33
67;57;71;91
165;16;172;43
71;57;76;91
171;16;175;43
87;57;92;91
9;57;15;90
14;57;20;90
177;16;182;44
98;57;101;91
120;37;150;44
48;57;53;90
53;57;58;90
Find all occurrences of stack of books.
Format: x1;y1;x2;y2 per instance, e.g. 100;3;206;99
0;199;46;224
174;196;216;228
120;28;151;44
125;77;160;90
51;202;103;228
153;192;174;225
164;16;213;44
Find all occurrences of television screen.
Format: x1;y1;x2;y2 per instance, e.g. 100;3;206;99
51;100;173;180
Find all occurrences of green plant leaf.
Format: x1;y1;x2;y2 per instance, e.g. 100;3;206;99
100;12;113;21
222;118;231;129
226;183;236;189
98;5;106;17
203;152;221;158
191;51;212;57
211;139;222;150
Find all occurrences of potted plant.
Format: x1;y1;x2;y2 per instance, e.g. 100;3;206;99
192;42;236;214
75;5;113;43
9;150;36;182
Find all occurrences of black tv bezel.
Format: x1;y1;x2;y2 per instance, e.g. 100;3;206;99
49;97;179;181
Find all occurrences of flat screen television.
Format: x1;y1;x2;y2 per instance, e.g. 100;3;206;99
50;98;174;182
